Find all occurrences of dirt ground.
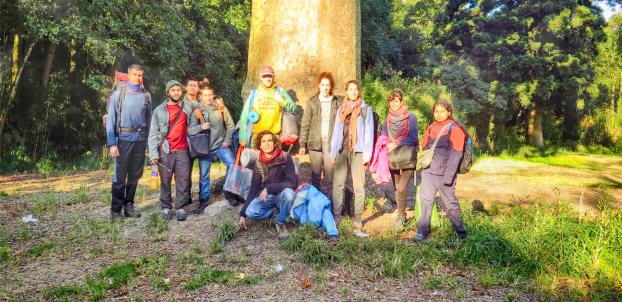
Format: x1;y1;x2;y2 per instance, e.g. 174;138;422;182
0;154;619;301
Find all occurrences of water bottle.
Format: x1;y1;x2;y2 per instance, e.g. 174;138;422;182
150;164;159;190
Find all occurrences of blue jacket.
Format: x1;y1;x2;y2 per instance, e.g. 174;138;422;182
329;101;375;162
106;88;152;147
291;185;338;237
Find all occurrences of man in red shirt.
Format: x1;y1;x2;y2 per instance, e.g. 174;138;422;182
148;80;202;221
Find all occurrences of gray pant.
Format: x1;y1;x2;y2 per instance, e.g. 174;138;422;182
390;168;415;216
308;141;334;201
417;170;467;237
159;149;191;210
333;151;365;216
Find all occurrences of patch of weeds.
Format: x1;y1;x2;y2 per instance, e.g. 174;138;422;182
341;286;350;297
219;219;237;243
47;261;139;301
229;250;250;265
184;268;236;290
72;185;91;204
241;275;263;285
364;196;379;212
143;254;170;291
177;234;184;243
477;271;496;289
150;236;167;243
0;191;8;197
423;275;444;290
0;247;10;262
209;239;223;254
27;242;55;257
506;294;517;302
146;212;168;235
34;194;60;216
89;247;105;256
18;227;30;241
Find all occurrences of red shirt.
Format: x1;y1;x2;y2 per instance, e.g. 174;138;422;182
166;104;188;151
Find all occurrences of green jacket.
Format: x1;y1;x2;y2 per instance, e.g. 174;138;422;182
188;103;235;152
148;100;199;161
299;93;342;151
238;87;297;145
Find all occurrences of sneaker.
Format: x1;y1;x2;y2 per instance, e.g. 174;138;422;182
176;208;187;221
275;223;290;240
329;235;339;242
412;233;427;243
123;201;141;218
110;211;123;221
193;198;209;214
453;236;466;244
353;229;370;238
334;214;343;226
223;191;239;207
352;215;363;229
161;209;172;220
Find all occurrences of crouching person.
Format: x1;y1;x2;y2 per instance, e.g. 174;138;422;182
148;80;198;221
237;130;298;240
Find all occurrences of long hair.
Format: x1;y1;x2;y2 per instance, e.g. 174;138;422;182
433;99;453;116
254;130;280;150
315;72;335;95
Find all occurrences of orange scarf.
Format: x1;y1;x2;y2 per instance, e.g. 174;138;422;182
338;97;362;152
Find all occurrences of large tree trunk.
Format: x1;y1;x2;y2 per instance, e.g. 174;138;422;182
528;96;544;148
0;40;36;137
242;0;361;105
42;43;57;88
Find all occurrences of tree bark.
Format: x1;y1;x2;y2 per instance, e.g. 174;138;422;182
42;43;57;88
242;0;360;105
528;96;544;148
0;40;37;136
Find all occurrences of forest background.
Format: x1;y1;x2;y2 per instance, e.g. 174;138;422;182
2;0;622;174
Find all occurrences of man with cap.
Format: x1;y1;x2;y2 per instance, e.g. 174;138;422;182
106;64;152;221
237;66;297;148
148;80;201;221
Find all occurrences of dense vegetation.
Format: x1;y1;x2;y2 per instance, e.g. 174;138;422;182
2;0;622;174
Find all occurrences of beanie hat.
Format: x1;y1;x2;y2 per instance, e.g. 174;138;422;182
166;80;183;93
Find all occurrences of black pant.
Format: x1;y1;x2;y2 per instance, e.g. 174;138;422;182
111;139;146;213
159;149;191;210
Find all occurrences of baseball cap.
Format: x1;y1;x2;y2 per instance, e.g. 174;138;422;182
260;66;274;77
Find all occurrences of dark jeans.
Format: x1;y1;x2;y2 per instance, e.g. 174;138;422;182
111;139;146;213
308;141;334;201
188;157;197;202
390;168;415;216
417;171;467;237
159;149;191;210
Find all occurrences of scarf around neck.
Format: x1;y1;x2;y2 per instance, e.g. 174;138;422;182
126;82;141;92
387;104;410;141
339;97;363;152
259;147;282;164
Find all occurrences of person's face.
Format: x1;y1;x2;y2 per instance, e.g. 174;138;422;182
200;89;214;105
261;75;274;88
389;96;403;112
186;80;199;96
127;69;143;86
433;105;451;123
168;85;183;102
260;134;275;154
319;78;331;98
346;83;359;101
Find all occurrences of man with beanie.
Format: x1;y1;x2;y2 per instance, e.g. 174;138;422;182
148;80;200;221
106;64;152;221
237;66;297;147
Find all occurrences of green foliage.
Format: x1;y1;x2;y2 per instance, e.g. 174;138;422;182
146;212;169;235
184;268;236;290
27;242;55;257
0;247;9;262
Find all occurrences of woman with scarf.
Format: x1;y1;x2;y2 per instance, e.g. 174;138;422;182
187;84;235;214
329;80;375;237
380;89;419;229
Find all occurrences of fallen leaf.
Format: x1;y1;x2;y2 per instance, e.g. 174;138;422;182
238;273;245;280
302;277;311;288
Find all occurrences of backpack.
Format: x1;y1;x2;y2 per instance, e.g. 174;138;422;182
360;104;380;147
448;123;473;174
102;72;150;134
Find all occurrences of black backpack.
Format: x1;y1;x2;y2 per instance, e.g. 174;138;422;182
448;123;473;174
360;104;380;147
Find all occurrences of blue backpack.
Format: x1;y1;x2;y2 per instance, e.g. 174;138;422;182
448;123;473;174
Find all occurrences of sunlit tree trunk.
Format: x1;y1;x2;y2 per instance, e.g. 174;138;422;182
528;96;544;149
242;0;361;105
0;39;36;137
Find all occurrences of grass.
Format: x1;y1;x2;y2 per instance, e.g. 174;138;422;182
282;198;622;301
27;242;55;257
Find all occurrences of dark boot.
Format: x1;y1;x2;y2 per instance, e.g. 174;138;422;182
110;211;123;221
123;201;141;218
223;191;239;207
194;198;209;214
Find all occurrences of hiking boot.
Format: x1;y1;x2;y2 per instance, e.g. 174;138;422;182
193;198;209;214
353;229;370;238
412;233;427;243
329;235;339;242
123;201;141;218
453;235;466;244
391;214;406;230
161;209;172;220
176;208;187;221
334;214;343;226
275;223;290;240
110;211;123;222
352;215;363;229
223;191;239;207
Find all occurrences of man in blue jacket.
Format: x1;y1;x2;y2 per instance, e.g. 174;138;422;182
106;64;152;221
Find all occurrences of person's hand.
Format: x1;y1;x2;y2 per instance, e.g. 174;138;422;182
330;158;336;165
240;141;247;147
298;148;306;156
363;160;370;167
109;145;119;157
201;122;211;130
259;188;268;202
272;92;284;102
151;159;158;165
386;141;397;153
222;142;229;148
145;149;149;156
236;216;247;232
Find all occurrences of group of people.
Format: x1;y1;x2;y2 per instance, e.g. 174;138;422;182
105;64;468;243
